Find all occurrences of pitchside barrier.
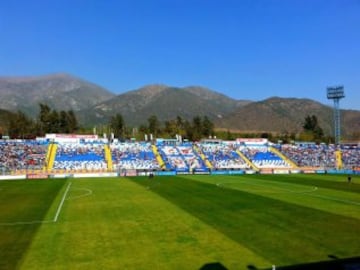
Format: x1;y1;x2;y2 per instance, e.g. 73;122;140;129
0;168;359;180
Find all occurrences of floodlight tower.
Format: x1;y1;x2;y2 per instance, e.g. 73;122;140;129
326;86;345;145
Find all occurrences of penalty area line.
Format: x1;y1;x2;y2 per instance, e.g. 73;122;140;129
53;182;72;222
0;182;72;226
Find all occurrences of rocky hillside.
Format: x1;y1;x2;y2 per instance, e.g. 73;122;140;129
78;84;251;126
0;73;115;116
0;73;359;140
216;97;360;138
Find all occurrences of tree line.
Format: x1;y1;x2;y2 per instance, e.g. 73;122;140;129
7;104;78;138
5;104;216;141
5;103;331;144
109;114;215;141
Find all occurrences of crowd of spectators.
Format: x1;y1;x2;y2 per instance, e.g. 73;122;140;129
158;145;188;171
240;145;291;168
0;140;48;173
340;145;360;169
53;142;107;171
199;143;249;169
279;144;336;168
0;139;358;174
177;144;207;170
111;142;160;170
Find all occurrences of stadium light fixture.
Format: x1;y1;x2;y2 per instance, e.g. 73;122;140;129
326;85;345;146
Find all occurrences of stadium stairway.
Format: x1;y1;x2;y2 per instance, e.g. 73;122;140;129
269;146;298;169
236;150;259;171
193;144;212;169
151;145;166;169
44;143;57;171
335;150;343;169
104;144;113;171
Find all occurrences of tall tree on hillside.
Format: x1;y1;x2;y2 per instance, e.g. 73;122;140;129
191;116;203;141
164;119;178;137
48;110;60;133
59;111;70;133
175;115;187;138
38;103;52;134
148;115;160;137
202;116;214;138
184;120;194;141
303;115;324;140
8;111;34;138
110;113;126;139
38;104;79;134
66;110;78;133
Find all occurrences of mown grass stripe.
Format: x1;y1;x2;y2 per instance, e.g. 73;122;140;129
132;176;360;265
19;178;270;270
196;174;360;220
254;174;360;193
0;180;66;270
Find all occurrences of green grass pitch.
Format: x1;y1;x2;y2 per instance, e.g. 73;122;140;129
0;174;359;269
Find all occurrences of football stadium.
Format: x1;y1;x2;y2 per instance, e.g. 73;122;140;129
0;135;359;269
1;2;360;269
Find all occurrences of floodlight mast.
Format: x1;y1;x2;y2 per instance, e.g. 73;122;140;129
326;86;345;146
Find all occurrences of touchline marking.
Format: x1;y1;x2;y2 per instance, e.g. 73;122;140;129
0;220;53;226
0;182;94;226
66;187;92;200
216;181;318;194
305;193;360;206
53;182;72;222
216;180;360;206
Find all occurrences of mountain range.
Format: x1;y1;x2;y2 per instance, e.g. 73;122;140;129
0;73;359;139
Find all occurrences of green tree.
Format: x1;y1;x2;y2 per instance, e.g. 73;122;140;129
202;116;214;138
147;115;160;137
8;111;34;138
110;113;126;139
303;115;324;141
59;111;69;133
191;116;203;141
66;110;78;133
38;104;79;134
48;110;60;133
226;129;234;140
184;120;194;141
38;103;52;134
164;119;178;137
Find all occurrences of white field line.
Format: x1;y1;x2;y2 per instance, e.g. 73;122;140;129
53;182;72;222
0;220;54;226
217;180;360;206
217;181;318;194
0;182;72;226
305;193;360;206
66;188;92;200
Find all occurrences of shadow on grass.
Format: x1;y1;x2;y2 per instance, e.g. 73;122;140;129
261;256;360;270
200;262;228;269
130;176;360;265
0;179;67;270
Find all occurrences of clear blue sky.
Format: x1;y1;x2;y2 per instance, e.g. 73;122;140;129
1;0;359;110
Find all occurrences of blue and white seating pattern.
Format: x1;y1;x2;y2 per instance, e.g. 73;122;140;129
177;144;207;170
240;145;291;168
158;145;188;171
53;142;107;171
111;142;160;170
200;143;249;169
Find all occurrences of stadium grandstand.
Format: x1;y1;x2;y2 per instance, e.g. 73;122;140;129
0;134;359;177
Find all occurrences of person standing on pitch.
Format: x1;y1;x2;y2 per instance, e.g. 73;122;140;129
347;175;352;184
